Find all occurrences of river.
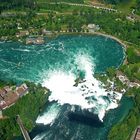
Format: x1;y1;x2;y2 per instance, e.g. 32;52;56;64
0;34;133;140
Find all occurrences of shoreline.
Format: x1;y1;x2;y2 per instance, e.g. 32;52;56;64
54;31;128;65
1;31;127;49
0;31;128;66
53;31;127;49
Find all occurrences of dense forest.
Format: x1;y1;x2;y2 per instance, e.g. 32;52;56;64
0;0;37;12
0;0;84;12
0;81;50;140
135;0;140;15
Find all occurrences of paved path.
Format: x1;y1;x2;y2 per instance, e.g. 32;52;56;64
17;115;31;140
0;110;3;118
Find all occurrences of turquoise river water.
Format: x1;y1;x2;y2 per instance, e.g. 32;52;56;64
0;35;133;140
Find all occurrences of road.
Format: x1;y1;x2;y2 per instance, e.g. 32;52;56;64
38;1;118;12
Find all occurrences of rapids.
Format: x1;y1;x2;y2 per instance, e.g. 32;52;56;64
41;53;122;122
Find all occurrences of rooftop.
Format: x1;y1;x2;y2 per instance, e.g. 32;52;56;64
4;91;19;107
16;30;29;38
26;37;45;45
0;83;28;110
0;89;7;98
16;84;28;97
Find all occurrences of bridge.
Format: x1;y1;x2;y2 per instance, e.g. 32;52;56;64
16;115;31;140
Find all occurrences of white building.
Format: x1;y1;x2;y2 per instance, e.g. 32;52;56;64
87;24;100;33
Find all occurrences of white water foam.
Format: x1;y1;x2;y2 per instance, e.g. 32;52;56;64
33;133;47;140
11;48;30;52
41;53;123;122
36;103;61;125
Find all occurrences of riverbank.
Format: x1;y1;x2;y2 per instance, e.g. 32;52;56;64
51;31;127;50
47;31;128;67
60;31;127;59
1;31;127;49
62;32;128;67
26;31;128;67
1;31;128;67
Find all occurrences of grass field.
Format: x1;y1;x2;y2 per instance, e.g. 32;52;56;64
116;0;137;13
37;0;84;3
37;0;138;14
